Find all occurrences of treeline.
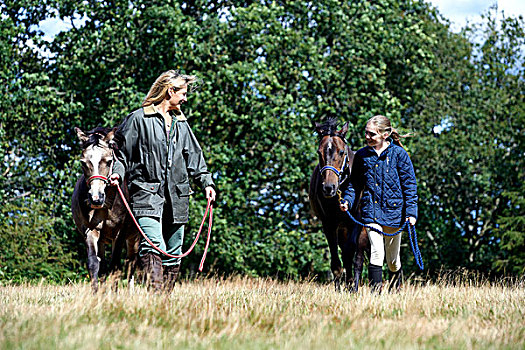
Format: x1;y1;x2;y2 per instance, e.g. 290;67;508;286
1;0;523;282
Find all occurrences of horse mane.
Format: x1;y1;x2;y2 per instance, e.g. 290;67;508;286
83;126;113;148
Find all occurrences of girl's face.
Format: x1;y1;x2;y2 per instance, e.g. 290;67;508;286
365;123;388;148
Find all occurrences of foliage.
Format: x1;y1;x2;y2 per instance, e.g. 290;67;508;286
0;200;79;282
1;0;523;282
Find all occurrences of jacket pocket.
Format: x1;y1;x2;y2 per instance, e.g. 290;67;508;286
130;181;162;210
175;183;193;197
386;198;403;208
133;181;160;193
384;198;403;222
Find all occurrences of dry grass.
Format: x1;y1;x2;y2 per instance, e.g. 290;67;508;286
0;274;523;349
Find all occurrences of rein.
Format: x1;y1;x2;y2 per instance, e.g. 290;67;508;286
337;190;424;270
116;184;213;272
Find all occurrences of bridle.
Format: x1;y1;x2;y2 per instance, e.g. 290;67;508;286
319;134;349;186
85;135;115;187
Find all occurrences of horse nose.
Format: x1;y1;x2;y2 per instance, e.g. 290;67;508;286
89;192;105;207
322;183;337;197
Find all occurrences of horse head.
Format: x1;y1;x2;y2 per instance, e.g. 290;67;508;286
75;127;117;209
315;118;351;198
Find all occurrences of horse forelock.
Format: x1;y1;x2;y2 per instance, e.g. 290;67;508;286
82;127;113;149
316;118;349;142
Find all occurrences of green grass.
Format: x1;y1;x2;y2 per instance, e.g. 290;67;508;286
0;275;523;349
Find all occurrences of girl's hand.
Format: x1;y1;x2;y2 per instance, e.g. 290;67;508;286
340;200;349;212
407;217;417;226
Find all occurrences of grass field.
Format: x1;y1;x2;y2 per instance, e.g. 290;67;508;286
0;274;523;349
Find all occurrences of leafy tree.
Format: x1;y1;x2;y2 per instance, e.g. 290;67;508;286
0;0;83;281
2;0;523;282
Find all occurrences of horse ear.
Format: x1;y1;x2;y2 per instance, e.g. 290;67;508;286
337;122;349;138
75;127;89;143
314;122;323;135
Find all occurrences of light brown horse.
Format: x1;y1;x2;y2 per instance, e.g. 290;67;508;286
71;126;139;292
309;118;369;291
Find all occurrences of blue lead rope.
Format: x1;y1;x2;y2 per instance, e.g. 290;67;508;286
343;210;424;270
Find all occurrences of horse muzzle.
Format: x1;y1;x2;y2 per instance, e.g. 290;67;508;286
88;192;106;209
322;182;338;198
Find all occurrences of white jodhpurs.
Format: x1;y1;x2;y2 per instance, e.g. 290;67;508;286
366;223;402;272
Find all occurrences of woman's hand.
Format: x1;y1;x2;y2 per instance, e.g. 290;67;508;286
109;173;120;186
205;186;216;202
340;200;349;212
407;217;417;226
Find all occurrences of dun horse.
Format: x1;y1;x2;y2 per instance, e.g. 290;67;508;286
309;118;369;291
71;127;139;291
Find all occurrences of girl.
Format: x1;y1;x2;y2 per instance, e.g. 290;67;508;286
340;115;417;292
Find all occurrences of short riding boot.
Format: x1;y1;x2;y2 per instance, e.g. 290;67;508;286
388;268;404;293
139;253;163;292
368;264;383;294
163;265;180;293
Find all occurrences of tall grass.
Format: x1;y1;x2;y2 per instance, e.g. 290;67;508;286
0;274;523;349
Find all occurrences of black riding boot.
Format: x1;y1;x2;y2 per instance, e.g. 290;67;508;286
388;268;403;293
139;253;163;292
368;264;383;293
163;265;180;293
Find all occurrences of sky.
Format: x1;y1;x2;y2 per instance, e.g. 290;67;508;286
426;0;525;31
37;1;525;39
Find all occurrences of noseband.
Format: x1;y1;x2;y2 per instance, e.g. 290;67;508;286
319;134;349;184
85;144;115;187
320;152;347;178
87;175;109;185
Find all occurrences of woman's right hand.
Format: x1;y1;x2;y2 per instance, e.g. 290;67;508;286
109;173;120;186
340;200;349;212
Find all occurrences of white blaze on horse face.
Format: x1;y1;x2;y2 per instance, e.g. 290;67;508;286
87;146;105;203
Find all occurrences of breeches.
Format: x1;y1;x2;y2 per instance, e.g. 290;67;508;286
366;223;402;272
137;216;185;267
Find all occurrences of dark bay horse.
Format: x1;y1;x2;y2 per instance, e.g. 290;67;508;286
309;118;369;291
71;127;139;291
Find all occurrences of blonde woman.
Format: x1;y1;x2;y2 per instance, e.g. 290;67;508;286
340;115;417;292
110;70;216;291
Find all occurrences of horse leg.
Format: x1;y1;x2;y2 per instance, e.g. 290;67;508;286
324;224;343;291
353;227;370;293
125;231;140;285
109;231;125;274
86;229;101;293
338;225;355;292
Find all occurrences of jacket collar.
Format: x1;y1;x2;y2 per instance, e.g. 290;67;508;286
143;104;187;121
366;140;394;158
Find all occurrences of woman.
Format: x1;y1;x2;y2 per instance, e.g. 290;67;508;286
340;115;417;292
110;70;216;291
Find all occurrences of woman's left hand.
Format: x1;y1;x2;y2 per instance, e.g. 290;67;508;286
407;217;417;226
205;186;216;202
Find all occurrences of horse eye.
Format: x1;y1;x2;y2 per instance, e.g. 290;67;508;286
339;150;345;156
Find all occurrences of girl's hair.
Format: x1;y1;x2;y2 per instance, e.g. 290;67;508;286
367;115;412;148
142;70;198;107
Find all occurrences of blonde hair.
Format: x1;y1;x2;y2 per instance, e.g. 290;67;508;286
142;70;198;107
367;115;412;148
